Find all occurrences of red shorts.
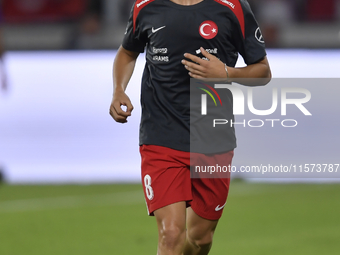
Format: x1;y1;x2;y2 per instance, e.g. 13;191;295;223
140;145;234;220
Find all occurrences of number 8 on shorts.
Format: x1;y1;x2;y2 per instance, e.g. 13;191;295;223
144;174;154;200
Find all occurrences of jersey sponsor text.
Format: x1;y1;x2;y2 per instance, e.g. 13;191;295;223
196;48;218;55
153;55;169;62
153;47;168;54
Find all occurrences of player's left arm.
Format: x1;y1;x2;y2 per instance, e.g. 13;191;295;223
182;47;271;85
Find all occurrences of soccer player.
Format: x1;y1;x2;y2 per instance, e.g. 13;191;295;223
110;0;271;254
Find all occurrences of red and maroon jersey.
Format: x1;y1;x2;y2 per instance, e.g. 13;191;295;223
122;0;266;152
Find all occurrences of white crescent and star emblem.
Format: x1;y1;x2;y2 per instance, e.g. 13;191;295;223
200;23;211;37
199;21;218;39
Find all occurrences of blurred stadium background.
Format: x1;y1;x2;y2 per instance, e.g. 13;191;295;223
1;0;340;50
0;0;340;254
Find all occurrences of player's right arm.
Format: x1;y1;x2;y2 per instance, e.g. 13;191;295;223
109;46;139;123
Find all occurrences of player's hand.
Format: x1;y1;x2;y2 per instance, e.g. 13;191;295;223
182;47;228;79
109;90;134;123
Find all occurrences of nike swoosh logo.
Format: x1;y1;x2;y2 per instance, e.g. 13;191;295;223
215;201;227;211
152;26;166;33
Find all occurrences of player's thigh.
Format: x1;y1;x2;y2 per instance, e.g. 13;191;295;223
189;176;231;222
140;145;192;216
190;151;233;220
154;201;187;236
186;207;219;243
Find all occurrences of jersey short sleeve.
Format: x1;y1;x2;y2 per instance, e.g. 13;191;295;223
232;0;266;65
122;2;147;53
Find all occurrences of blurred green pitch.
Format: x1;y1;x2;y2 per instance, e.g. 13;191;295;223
0;182;339;255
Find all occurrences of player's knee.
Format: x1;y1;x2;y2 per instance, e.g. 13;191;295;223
187;229;214;248
159;225;186;249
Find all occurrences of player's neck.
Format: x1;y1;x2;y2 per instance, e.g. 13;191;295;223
169;0;204;6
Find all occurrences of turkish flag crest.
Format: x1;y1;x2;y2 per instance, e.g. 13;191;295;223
199;20;218;40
